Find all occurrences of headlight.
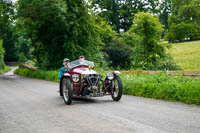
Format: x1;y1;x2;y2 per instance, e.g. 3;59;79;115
72;74;79;82
88;65;94;69
107;72;114;80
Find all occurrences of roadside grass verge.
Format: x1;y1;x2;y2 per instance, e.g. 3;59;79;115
121;73;200;105
0;66;11;74
14;68;59;82
15;68;200;105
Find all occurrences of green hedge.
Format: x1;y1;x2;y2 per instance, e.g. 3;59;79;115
15;68;200;105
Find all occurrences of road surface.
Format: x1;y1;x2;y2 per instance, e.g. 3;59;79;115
0;67;200;133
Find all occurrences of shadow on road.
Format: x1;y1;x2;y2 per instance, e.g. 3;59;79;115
55;96;116;106
0;75;19;80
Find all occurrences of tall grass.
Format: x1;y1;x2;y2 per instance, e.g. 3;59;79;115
15;68;200;105
121;73;200;104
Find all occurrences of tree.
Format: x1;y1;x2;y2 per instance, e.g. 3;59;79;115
0;0;18;62
0;40;5;69
170;0;191;14
159;0;171;30
91;0;121;32
166;22;199;42
166;0;200;42
17;0;68;68
127;12;167;69
17;0;114;69
14;30;32;62
91;0;160;33
64;0;103;62
92;16;117;68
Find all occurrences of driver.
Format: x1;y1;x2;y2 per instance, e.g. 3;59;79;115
59;58;70;80
79;56;85;64
79;55;85;60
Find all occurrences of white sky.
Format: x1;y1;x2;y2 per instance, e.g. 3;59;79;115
12;0;17;3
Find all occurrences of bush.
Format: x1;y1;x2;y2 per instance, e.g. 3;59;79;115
166;22;200;42
146;55;181;70
104;38;133;69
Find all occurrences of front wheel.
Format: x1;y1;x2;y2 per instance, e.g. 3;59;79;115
62;78;72;105
111;75;123;101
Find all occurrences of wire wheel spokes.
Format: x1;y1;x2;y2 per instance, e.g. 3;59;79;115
62;78;72;105
63;80;69;101
113;79;119;97
111;75;122;101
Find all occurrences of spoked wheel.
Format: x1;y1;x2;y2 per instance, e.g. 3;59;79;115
62;78;72;105
111;75;122;101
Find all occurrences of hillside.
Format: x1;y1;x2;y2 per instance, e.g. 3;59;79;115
169;40;200;70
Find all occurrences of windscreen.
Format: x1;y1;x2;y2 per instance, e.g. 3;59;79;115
68;59;94;69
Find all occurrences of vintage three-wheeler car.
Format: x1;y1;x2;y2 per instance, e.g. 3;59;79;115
59;59;122;105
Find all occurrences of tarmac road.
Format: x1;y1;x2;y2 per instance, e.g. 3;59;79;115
0;68;200;133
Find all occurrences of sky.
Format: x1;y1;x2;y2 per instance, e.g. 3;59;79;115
12;0;17;3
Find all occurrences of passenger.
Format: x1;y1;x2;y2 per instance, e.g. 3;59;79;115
59;58;70;80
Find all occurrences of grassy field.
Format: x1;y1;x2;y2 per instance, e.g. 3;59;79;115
15;68;200;105
0;66;11;74
169;40;200;70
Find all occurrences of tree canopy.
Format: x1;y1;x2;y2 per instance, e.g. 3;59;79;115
16;0;114;69
91;0;161;33
166;0;200;42
1;0;196;70
0;0;18;62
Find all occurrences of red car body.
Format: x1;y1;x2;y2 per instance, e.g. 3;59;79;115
59;59;122;105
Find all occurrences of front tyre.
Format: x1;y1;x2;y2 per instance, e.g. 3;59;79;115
62;78;72;105
111;75;122;101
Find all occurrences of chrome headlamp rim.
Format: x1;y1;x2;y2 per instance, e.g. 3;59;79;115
72;74;79;82
107;72;114;80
